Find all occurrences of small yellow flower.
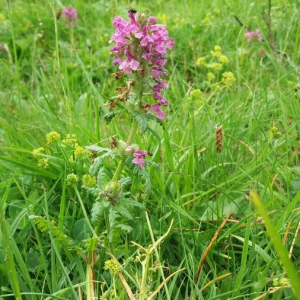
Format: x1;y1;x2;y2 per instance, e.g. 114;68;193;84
270;125;282;138
207;72;216;82
211;46;222;58
190;89;202;99
208;63;222;70
63;134;77;147
219;55;229;64
157;13;167;24
46;131;61;145
38;158;49;169
66;173;78;187
74;146;92;158
222;72;236;88
279;278;290;286
215;84;221;92
202;12;214;24
104;259;121;275
32;147;45;158
82;174;97;187
196;57;206;67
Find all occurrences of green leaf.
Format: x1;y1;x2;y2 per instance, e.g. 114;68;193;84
73;219;93;241
89;157;103;176
134;113;148;134
104;110;122;123
251;191;300;299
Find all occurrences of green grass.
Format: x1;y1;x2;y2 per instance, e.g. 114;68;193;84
1;0;300;299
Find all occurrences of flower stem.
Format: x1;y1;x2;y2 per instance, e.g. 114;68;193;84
112;119;138;181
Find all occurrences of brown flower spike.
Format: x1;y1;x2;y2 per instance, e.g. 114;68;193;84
215;125;223;153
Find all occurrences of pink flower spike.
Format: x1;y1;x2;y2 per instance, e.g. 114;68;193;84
132;150;148;169
63;7;78;27
245;29;263;43
110;11;174;118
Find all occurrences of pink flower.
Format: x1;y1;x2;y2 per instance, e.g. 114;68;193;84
132;150;148;169
119;59;140;73
110;11;174;119
63;7;78;27
150;103;165;119
245;29;263;43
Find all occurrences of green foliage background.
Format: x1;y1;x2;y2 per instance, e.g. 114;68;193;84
0;0;300;299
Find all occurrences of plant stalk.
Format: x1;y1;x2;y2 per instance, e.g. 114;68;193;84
112;119;138;181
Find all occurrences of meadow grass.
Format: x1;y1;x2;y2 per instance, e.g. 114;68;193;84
0;0;300;299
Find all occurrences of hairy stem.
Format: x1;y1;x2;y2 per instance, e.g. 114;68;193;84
112;119;138;181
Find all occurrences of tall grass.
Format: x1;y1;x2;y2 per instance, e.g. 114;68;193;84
0;0;299;299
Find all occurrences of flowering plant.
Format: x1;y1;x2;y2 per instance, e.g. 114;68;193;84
110;10;175;120
63;7;78;27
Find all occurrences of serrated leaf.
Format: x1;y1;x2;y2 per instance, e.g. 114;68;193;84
86;145;110;153
97;167;105;189
104;110;122;123
82;186;99;196
119;177;131;186
134;113;148;134
115;224;132;233
115;206;133;220
89;157;103;176
34;216;75;248
125;199;145;209
91;202;107;224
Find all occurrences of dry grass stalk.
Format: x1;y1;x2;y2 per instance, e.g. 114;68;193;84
194;211;231;284
282;220;292;245
252;286;290;300
201;272;231;292
289;220;300;259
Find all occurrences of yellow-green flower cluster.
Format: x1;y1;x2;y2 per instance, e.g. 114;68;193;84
32;147;49;169
273;277;290;287
219;55;229;64
197;46;229;71
74;146;92;159
82;174;97;187
202;12;215;24
222;72;236;88
184;89;205;110
207;62;222;71
196;57;206;67
37;158;49;169
211;45;222;58
46;131;61;145
32;147;45;158
207;72;215;82
104;259;121;275
190;89;202;99
63;134;78;147
270;125;282;139
66;173;79;187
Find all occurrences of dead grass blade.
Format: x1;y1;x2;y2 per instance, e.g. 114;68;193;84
194;212;231;284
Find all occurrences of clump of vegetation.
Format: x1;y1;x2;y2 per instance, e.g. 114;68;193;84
0;0;300;299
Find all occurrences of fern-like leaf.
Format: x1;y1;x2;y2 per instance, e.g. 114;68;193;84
89;157;103;176
104;110;122;123
134;113;148;134
31;216;75;248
